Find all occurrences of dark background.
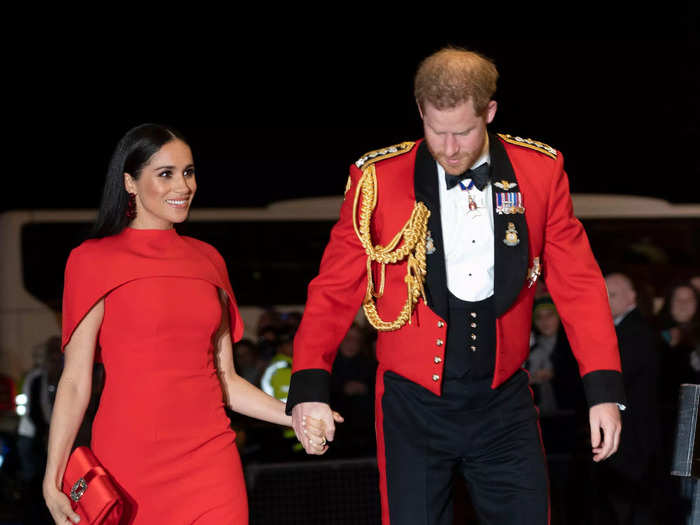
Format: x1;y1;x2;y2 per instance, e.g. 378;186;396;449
3;32;699;213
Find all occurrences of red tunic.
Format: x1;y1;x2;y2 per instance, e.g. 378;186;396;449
289;135;622;401
287;135;624;525
61;227;247;524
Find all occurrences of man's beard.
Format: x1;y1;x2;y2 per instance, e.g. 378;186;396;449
425;143;480;176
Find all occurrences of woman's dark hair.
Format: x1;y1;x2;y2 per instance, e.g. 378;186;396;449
91;123;187;238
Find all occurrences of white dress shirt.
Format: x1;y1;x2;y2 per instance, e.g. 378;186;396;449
437;151;494;302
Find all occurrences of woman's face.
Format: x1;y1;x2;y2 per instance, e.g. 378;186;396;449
125;139;196;230
671;286;697;325
534;307;559;337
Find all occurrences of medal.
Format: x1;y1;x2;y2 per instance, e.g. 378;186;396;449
527;257;542;287
459;180;482;217
496;192;525;215
426;230;436;255
503;222;520;246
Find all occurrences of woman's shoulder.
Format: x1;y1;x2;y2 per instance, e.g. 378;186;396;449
66;236;118;268
181;235;224;262
180;236;233;293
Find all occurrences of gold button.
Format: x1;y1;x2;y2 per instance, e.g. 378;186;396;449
470;334;477;340
470;346;477;352
437;321;445;328
434;356;442;364
470;322;477;328
436;339;444;346
432;374;440;381
470;312;477;318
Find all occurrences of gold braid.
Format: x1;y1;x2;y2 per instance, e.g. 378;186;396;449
352;163;431;331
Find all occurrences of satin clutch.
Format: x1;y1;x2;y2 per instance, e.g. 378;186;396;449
62;446;123;524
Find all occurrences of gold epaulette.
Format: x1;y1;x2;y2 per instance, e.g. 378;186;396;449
354;141;415;169
497;133;557;160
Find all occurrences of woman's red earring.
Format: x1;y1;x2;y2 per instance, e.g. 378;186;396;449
126;192;137;220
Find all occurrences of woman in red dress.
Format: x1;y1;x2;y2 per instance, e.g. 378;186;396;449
42;124;334;524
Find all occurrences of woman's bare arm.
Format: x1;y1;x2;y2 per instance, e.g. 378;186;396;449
43;299;103;524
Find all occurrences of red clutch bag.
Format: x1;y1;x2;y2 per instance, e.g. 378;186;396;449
61;447;123;525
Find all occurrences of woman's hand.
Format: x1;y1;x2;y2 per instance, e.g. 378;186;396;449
302;416;328;454
43;481;80;524
300;411;344;455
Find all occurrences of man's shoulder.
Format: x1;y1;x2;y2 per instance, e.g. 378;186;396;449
618;308;655;341
497;133;558;160
354;141;417;170
619;307;651;330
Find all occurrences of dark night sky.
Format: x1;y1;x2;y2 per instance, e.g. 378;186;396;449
4;34;699;213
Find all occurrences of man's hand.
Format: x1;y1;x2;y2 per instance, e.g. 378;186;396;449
292;402;343;455
589;402;621;462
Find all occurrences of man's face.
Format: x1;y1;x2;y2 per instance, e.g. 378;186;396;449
420;99;497;175
605;275;636;318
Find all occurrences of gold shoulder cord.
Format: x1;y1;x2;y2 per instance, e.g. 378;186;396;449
351;147;431;331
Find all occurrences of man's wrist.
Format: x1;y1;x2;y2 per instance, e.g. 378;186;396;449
285;369;331;415
582;370;626;408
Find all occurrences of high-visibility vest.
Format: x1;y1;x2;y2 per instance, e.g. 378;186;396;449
260;354;293;402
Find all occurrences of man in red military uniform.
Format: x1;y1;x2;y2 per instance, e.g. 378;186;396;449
287;47;624;525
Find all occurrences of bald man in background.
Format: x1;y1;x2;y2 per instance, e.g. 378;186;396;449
599;273;661;524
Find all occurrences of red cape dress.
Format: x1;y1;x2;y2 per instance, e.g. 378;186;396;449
62;227;247;524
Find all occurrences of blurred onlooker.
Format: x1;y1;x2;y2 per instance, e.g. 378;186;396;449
16;337;62;481
657;282;700;398
527;297;559;415
256;307;283;361
593;273;660;524
332;323;376;399
330;323;377;457
259;326;299;456
234;338;264;385
526;296;582;417
280;310;302;333
16;336;62;524
260;328;294;403
690;276;700;295
655;281;700;523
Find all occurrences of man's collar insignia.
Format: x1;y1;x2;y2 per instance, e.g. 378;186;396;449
355;142;415;169
497;133;557;160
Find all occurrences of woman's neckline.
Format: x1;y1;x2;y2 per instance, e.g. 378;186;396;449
123;226;179;236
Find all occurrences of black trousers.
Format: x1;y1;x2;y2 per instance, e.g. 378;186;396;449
381;369;549;525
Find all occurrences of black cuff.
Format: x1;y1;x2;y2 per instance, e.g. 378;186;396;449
581;370;626;407
285;369;331;415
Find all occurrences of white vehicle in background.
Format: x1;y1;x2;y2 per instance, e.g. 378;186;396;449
0;195;699;428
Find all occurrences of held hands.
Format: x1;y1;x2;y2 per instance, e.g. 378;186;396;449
43;481;81;524
292;402;344;455
589;402;622;462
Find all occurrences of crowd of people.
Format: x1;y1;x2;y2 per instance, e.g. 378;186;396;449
4;273;700;523
4;273;698;522
526;274;700;524
227;273;700;523
224;272;700;524
229;310;378;462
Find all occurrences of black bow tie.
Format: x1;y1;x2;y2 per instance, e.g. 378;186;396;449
445;163;490;191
